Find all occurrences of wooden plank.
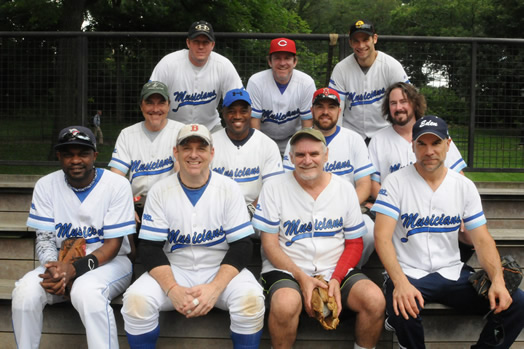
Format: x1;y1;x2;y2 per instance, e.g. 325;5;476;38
0;212;28;232
0;193;32;211
0;238;33;259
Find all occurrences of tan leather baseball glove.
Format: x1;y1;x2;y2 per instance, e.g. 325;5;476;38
311;275;339;330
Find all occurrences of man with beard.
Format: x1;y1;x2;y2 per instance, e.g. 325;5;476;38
283;88;376;267
12;126;135;348
247;38;316;155
211;88;283;219
368;82;466;200
253;128;385;349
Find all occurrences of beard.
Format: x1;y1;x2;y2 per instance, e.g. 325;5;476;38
313;116;337;131
391;111;414;127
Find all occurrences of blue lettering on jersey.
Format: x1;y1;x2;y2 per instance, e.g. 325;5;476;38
324;160;354;174
378;189;388;196
168;226;226;251
56;223;103;242
347;88;386;110
130;157;174;174
389;162;413;175
172;90;217;112
261;108;300;125
212;166;260;182
31;203;36;210
399;213;462;242
143;214;153;222
283;218;343;246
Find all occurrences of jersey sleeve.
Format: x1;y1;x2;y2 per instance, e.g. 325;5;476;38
27;178;55;232
386;56;410;85
139;182;171;242
352;137;376;181
282;140;294;172
299;78;316;121
446;139;467;172
370;174;401;220
261;139;285;181
462;179;487;231
223;179;255;243
343;183;367;240
103;173;136;238
252;181;281;234
108;130;132;175
149;55;171;84
220;58;244;98
328;62;348;102
368;137;382;183
246;75;263;119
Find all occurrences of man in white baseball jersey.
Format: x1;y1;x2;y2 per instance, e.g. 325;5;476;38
121;124;265;348
253;128;385;349
109;81;184;228
12;126;136;349
150;20;243;131
329;20;410;142
211;88;283;218
283;88;376;267
247;37;316;154
372;116;524;348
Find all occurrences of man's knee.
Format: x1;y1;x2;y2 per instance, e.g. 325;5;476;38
122;289;159;322
269;288;302;321
348;280;385;315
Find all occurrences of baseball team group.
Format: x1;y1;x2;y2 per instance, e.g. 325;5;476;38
11;19;524;349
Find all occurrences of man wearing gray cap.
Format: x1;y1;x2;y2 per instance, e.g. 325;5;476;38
253;128;385;349
12;126;136;348
109;81;184;233
122;123;264;349
150;20;243;131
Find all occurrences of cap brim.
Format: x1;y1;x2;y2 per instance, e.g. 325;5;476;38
142;91;169;101
55;141;96;151
189;32;215;41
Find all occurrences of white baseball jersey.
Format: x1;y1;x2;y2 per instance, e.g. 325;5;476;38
368;125;467;184
371;165;486;281
329;51;409;138
139;172;254;270
283;126;375;186
211;128;284;204
108;119;184;197
247;69;316;153
150;50;243;129
252;172;367;280
27;168;136;255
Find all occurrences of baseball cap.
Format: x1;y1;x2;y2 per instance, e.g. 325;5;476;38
188;20;215;42
412;115;449;141
223;88;252;107
312;87;340;105
141;81;170;102
176;124;212;146
55;126;97;151
349;20;375;38
289;128;326;146
269;38;296;55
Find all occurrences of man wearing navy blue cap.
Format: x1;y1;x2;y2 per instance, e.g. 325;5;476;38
212;88;283;220
372;116;524;348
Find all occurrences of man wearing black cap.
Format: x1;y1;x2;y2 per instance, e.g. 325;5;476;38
150;20;243;132
12;126;136;348
329;19;409;142
372;116;524;348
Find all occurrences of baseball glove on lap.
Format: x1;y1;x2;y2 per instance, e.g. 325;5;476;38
59;238;86;292
311;275;339;330
469;255;523;298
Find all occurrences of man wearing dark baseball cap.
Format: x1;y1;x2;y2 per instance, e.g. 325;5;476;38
246;37;316;155
412;115;450;142
329;19;410;142
149;20;243;131
283;87;377;269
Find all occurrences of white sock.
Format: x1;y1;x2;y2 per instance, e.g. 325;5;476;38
354;344;374;349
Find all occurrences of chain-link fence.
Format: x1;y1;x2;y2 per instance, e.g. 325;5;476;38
1;32;523;172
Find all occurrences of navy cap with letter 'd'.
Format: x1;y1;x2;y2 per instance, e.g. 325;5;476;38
412;115;449;142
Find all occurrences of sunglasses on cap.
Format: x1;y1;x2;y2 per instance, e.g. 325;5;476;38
59;130;92;143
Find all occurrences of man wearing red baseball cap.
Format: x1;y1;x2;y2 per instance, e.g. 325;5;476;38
283;87;377;269
247;37;316;155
